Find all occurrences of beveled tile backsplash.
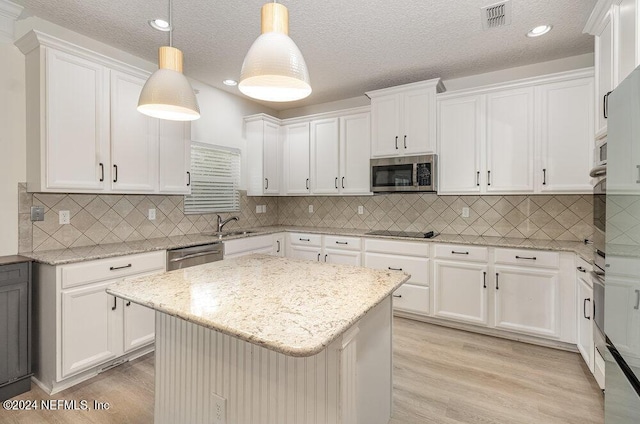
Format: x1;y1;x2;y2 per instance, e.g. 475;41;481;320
277;194;593;241
18;183;593;252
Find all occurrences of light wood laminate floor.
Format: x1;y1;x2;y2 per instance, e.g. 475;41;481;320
0;318;604;424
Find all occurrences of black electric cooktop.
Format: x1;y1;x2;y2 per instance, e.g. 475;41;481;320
365;230;438;239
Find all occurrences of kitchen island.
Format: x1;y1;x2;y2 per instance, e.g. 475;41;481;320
106;254;409;424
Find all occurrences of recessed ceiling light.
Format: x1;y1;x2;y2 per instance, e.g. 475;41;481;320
223;79;238;86
527;25;552;38
149;19;171;32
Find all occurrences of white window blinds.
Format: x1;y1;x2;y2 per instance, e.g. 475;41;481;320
184;143;241;214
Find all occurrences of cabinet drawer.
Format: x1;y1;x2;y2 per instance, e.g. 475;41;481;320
393;283;430;315
324;235;361;251
224;235;272;256
61;251;165;289
289;233;322;247
494;248;559;269
0;263;29;286
364;238;429;257
364;253;429;284
433;244;488;262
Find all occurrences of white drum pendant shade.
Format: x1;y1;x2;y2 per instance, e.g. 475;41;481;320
239;3;311;102
138;46;201;121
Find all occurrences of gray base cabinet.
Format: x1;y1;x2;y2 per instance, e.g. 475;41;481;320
0;259;31;401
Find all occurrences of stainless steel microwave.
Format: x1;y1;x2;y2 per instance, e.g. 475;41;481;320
371;155;437;193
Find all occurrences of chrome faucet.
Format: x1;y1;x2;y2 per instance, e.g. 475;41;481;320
217;215;239;233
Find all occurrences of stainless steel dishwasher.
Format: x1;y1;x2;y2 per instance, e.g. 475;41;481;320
166;243;224;270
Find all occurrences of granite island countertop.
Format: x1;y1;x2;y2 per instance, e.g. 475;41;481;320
23;225;595;265
106;254;410;357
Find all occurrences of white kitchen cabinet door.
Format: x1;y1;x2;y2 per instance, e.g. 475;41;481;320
577;277;594;372
371;95;401;157
110;70;159;192
123;302;155;353
340;113;371;194
595;10;615;138
392;284;430;315
402;88;435;155
537;78;594;193
432;260;489;326
263;121;281;194
283;122;310;194
45;48;110;191
272;234;285;257
324;248;361;266
485;88;535;193
288;245;321;262
158;121;190;194
493;266;560;338
437;95;484;194
61;282;121;378
310;118;340;194
605;276;640;356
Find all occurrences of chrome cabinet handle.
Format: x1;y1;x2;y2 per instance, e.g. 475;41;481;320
496;273;499;290
515;255;537;261
577;266;587;273
451;251;469;255
99;163;104;182
113;164;118;183
487;170;491;186
403;135;407;149
187;171;191;186
393;294;402;298
299;238;310;242
604;91;613;119
111;297;117;311
543;169;547;186
388;267;403;271
584;298;591;320
110;263;132;271
335;241;348;245
635;290;640;310
483;271;486;289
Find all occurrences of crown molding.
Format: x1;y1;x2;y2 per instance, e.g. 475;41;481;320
583;0;613;35
0;0;22;43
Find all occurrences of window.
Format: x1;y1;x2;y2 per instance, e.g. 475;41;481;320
184;142;241;214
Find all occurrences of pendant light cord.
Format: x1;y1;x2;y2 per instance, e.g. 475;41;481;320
168;0;173;47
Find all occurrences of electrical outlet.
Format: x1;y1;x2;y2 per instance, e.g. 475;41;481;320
30;206;45;222
256;205;261;214
211;393;226;424
358;205;364;215
148;208;156;220
59;210;70;225
262;205;267;213
308;204;314;213
462;207;470;218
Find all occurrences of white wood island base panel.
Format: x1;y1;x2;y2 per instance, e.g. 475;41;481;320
154;297;392;424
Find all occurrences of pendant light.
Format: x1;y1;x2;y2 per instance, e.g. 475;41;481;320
239;1;311;102
137;0;200;121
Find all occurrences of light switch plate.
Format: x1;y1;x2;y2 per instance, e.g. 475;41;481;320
30;206;45;222
211;393;226;424
59;210;70;225
148;208;156;220
262;205;267;213
358;206;364;215
462;207;470;218
309;205;314;213
256;205;261;213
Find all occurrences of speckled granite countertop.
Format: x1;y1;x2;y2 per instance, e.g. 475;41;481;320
106;254;409;357
23;225;594;265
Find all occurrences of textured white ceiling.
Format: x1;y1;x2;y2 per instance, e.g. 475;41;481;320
14;0;597;111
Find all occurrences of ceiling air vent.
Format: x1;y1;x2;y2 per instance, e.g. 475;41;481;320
481;0;512;30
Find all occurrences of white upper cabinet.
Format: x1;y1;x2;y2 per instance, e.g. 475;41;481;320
437;69;594;195
438;95;484;194
340;113;371;194
283;122;311;195
617;0;639;83
159;120;191;194
16;31;192;195
596;10;615;139
245;115;281;196
310;118;340;194
110;70;159;193
536;78;594;193
485;88;535;193
367;79;444;158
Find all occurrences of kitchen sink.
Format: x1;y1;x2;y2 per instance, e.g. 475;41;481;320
203;230;257;238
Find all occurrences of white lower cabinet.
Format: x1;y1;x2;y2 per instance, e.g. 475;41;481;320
288;233;361;265
433;260;489;326
494;266;560;338
223;234;280;259
577;272;594;372
324;248;361;266
33;251;165;394
392;284;430;315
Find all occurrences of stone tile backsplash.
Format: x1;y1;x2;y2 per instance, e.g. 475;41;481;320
18;183;278;252
277;193;593;241
18;183;593;252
